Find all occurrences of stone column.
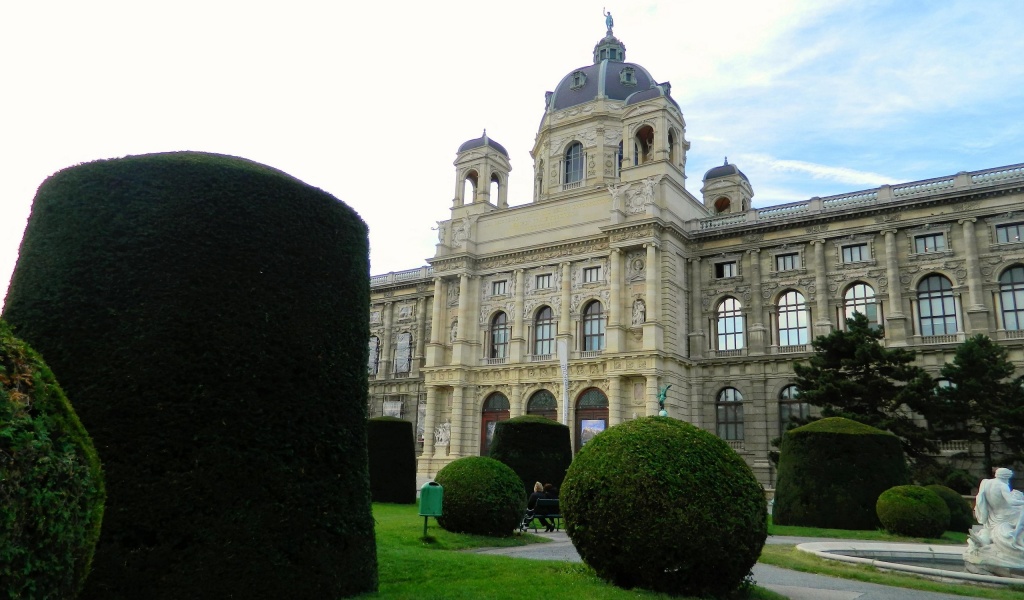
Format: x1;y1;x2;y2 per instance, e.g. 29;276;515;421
414;296;427;372
688;258;705;358
746;249;766;354
643;243;663;350
453;274;472;365
380;301;394;376
960;218;990;332
883;230;909;345
645;375;660;417
426;278;445;366
608;375;622;425
559;262;573;337
450;385;466;457
421;385;438;458
510;383;524;417
607;249;624;352
512;268;526;361
811;240;832;336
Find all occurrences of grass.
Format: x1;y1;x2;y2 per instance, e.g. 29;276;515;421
767;515;969;544
359;503;786;599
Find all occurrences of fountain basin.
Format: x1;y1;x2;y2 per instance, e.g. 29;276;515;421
797;541;1023;586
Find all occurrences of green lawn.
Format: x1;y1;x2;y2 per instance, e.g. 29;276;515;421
767;515;968;544
359;503;785;599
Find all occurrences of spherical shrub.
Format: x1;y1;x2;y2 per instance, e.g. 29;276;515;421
3;152;377;599
560;417;766;598
489;416;572;497
925;484;973;533
367;417;417;503
877;485;950;538
774;417;909;530
434;456;526;537
0;320;105;598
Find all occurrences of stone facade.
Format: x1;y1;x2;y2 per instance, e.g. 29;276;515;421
368;26;1024;486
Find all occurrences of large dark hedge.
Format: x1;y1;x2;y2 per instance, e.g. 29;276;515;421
876;485;950;538
561;417;767;598
434;456;526;537
367;417;416;504
925;484;974;533
1;320;105;598
489;415;572;496
2;152;377;599
774;417;908;530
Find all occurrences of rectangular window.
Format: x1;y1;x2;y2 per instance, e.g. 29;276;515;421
715;261;737;278
841;244;868;263
996;223;1024;244
491;280;507;296
583;266;601;283
535;274;552;289
775;253;799;271
914;233;946;253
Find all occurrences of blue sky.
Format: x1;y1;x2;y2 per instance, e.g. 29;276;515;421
2;0;1022;310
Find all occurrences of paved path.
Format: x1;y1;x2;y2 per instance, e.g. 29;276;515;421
468;532;990;599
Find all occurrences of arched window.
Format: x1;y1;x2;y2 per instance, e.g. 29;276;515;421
463;170;478;204
716;388;744;440
634;125;654;164
714;197;731;214
534;306;554;356
616;141;623;178
716;297;744;350
480;392;511;455
917;275;957;336
668;129;676;163
489;312;510;359
489;173;500;204
564;142;584;184
999;266;1024;330
527;389;557;421
778;290;809;346
778;385;809;435
394;332;412;373
582;301;605;351
367;336;380;375
576;388;609;450
844;282;878;328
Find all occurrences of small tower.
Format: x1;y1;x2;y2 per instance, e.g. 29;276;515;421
453;130;512;209
701;158;753;214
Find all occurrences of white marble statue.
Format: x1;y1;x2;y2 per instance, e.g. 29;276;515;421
434;420;451;446
964;468;1024;575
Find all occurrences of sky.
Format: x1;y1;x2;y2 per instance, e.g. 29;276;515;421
2;0;1023;311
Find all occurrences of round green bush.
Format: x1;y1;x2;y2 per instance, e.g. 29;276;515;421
925;484;973;533
0;320;105;598
877;485;950;538
434;456;526;537
3;152;377;599
774;417;909;530
367;417;417;504
561;417;766;597
489;416;572;496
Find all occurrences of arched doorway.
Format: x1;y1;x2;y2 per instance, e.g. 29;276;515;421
527;389;558;421
575;388;608;451
480;392;510;455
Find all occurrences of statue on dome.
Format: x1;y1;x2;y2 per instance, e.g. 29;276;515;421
964;467;1024;576
603;8;614;32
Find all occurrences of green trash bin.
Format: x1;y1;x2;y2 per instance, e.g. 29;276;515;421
419;481;443;537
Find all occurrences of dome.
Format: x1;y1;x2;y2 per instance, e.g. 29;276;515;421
625;82;680;111
704;159;749;183
457;130;508;158
546;28;661;112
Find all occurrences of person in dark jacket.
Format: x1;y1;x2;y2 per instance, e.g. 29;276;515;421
527;481;554;532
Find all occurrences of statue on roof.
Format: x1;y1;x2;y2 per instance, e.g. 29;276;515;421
603;8;614;32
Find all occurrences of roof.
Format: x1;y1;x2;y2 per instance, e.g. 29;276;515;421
704;160;750;183
457;131;509;158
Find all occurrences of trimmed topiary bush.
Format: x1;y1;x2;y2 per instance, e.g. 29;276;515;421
561;417;766;598
488;415;572;496
2;152;377;599
774;417;909;530
925;484;974;533
367;417;416;504
877;485;950;538
434;456;526;537
1;320;105;598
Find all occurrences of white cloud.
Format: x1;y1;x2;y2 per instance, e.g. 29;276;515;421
738;153;892;186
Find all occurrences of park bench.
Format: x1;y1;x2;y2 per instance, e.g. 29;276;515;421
523;498;563;532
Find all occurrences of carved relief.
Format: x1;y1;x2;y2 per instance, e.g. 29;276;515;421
626;251;646;281
805;224;830;234
874;212;902;224
447;284;460;307
981;256;1006;277
370;310;382;325
397;304;413;321
743;233;764;243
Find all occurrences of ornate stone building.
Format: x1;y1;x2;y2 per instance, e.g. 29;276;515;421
368;22;1024;486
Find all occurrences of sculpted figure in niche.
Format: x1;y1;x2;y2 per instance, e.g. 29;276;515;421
632;299;646;325
965;468;1024;573
608;182;632;213
434;420;451;446
450;319;458;344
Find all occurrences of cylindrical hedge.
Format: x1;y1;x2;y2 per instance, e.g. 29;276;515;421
774;417;909;530
434;456;526;537
0;320;105;598
488;416;572;496
367;417;417;504
2;152;377;599
925;484;974;533
877;485;950;538
561;417;767;598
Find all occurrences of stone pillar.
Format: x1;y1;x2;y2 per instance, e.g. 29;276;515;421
643;243;663;350
883;230;909;345
811;240;832;336
512;269;526;361
421;386;438;458
510;383;524;417
608;375;622;425
559;261;573;338
645;375;660;417
380;301;394;376
426;278;445;366
746;249;766;354
688;258;705;358
607;249;624;352
414;296;427;372
450;385;466;457
960;218;990;332
453;274;472;364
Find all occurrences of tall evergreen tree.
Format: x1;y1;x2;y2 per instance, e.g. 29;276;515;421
793;312;938;459
932;334;1024;474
